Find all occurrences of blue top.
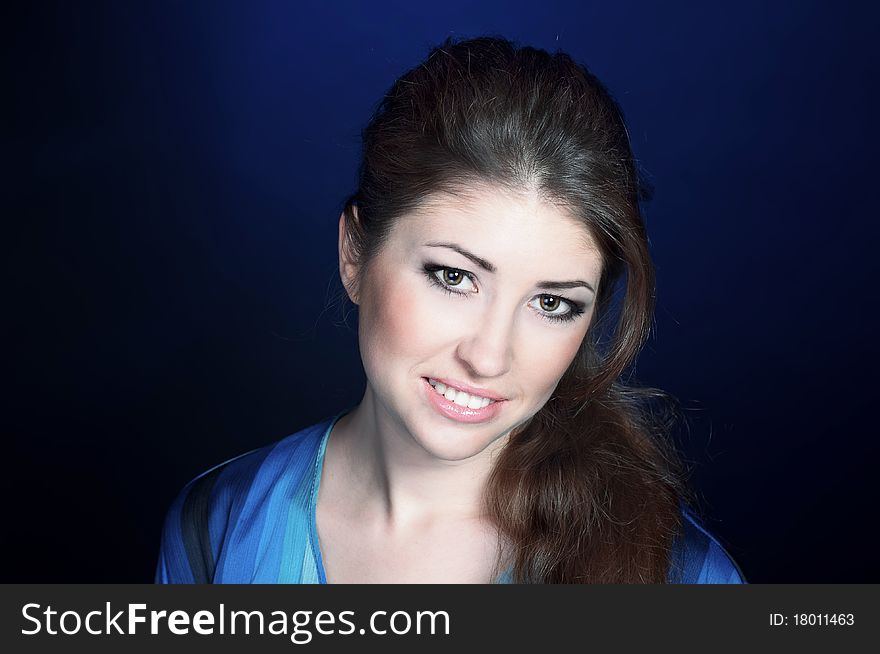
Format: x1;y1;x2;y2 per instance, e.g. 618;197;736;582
155;410;746;584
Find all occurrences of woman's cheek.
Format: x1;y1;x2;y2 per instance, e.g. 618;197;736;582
520;321;587;395
362;274;450;360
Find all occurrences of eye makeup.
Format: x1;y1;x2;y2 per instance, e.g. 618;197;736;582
421;262;587;324
422;263;477;297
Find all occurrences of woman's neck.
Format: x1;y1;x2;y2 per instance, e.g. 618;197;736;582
327;386;508;531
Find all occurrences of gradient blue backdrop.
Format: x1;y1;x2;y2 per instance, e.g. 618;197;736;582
6;0;878;582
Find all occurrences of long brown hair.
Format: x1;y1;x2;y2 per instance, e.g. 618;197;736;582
339;35;691;582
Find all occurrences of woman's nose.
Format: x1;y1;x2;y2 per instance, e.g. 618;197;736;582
454;310;514;379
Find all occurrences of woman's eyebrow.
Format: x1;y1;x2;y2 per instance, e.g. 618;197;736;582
424;241;496;272
423;241;596;294
537;279;596;294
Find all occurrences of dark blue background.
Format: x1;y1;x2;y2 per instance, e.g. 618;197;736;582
5;1;878;582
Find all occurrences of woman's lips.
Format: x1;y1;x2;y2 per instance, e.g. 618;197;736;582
425;376;506;401
422;377;505;424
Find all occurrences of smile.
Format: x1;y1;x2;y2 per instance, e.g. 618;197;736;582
427;378;496;409
421;377;506;424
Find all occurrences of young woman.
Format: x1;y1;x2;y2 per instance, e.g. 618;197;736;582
156;35;745;584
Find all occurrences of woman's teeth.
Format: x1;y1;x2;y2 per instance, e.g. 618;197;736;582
427;378;495;409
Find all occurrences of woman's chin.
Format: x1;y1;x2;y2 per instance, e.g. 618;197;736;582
407;422;510;463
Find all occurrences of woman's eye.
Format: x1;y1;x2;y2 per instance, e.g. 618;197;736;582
530;294;569;314
427;266;477;293
441;269;465;286
528;294;582;323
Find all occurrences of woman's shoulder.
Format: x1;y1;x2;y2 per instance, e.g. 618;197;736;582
155;414;336;583
667;504;747;584
175;415;332;510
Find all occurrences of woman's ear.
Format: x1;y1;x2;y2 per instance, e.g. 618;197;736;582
338;208;360;305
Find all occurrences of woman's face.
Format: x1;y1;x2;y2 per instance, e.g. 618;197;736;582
343;184;603;462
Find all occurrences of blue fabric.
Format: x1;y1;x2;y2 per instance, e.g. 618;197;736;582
156;409;746;584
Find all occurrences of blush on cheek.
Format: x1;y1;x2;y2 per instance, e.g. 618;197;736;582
360;272;443;365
